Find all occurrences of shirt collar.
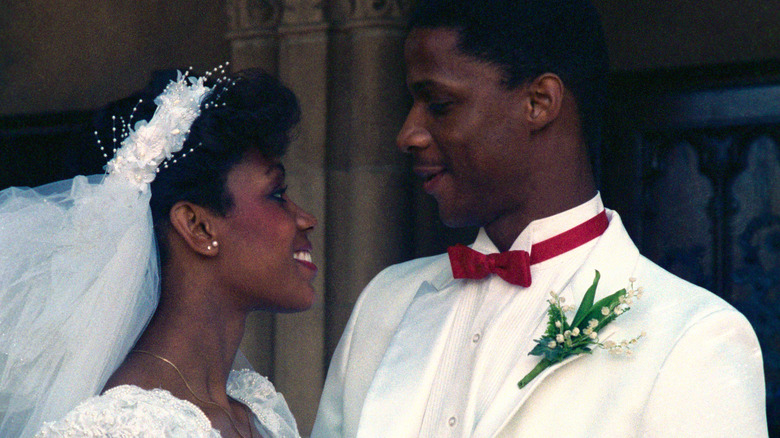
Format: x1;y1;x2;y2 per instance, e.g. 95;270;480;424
471;192;604;255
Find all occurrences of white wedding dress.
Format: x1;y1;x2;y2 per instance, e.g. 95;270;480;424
36;369;300;438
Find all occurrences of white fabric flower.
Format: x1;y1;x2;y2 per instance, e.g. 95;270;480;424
106;73;211;191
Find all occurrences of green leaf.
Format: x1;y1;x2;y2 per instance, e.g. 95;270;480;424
571;270;600;328
528;342;548;357
591;288;626;312
568;346;594;356
581;288;626;327
545;347;565;361
596;313;619;331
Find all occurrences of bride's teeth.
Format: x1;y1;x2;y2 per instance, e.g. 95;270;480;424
294;251;312;263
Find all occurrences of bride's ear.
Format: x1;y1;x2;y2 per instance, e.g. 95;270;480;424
168;201;220;257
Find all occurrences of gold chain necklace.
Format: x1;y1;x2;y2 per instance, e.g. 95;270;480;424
131;349;253;438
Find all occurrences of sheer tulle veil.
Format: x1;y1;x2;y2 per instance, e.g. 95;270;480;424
0;72;211;437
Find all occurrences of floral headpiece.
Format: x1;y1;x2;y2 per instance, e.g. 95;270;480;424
104;70;213;190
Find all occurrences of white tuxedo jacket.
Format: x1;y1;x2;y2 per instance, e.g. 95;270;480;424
312;211;767;437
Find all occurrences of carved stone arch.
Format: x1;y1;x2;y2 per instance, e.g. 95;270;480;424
226;0;283;34
280;0;325;25
349;0;411;19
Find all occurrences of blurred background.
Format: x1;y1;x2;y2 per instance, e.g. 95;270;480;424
2;1;779;435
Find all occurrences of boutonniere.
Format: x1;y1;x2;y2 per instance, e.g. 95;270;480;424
518;270;645;389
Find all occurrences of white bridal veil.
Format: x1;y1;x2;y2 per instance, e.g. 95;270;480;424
0;72;210;437
0;175;159;437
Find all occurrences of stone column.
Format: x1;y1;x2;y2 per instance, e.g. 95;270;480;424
226;1;329;434
225;0;284;384
225;0;282;73
274;1;329;434
324;0;413;358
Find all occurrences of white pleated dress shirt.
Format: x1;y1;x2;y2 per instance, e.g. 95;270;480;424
419;193;605;437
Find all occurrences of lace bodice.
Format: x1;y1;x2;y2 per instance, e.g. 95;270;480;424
36;369;300;438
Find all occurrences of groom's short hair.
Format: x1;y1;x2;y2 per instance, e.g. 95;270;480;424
408;0;610;152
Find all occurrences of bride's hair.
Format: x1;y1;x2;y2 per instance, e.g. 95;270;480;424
148;69;301;265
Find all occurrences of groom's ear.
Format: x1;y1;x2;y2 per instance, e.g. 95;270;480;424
168;201;220;257
524;72;564;132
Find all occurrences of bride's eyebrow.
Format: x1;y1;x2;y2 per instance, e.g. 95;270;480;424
266;162;286;177
267;163;287;187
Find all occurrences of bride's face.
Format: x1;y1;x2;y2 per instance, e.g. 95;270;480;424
215;149;318;311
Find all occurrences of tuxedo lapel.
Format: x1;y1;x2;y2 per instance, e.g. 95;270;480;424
567;211;640;303
473;211;641;438
356;274;461;437
469;281;580;438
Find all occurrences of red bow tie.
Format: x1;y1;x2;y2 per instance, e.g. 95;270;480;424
448;210;609;287
448;245;532;287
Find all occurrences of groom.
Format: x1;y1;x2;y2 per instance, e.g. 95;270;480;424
313;1;768;436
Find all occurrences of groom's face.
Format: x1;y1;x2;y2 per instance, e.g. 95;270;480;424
396;28;533;229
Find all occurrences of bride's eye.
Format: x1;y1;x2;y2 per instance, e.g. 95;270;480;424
269;186;288;203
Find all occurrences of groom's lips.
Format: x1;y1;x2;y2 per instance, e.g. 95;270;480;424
413;164;447;194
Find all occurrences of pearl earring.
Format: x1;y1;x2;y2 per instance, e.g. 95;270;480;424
207;240;218;251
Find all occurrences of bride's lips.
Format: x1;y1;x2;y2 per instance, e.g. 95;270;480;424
413;165;447;194
293;250;318;274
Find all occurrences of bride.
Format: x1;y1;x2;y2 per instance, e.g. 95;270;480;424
0;68;316;437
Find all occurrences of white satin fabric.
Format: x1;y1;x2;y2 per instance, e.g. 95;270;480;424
312;208;768;437
0;174;159;437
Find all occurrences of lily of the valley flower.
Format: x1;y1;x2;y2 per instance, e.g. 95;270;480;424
517;271;645;389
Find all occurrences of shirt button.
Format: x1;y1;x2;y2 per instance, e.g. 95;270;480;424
448;416;457;427
472;333;481;343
